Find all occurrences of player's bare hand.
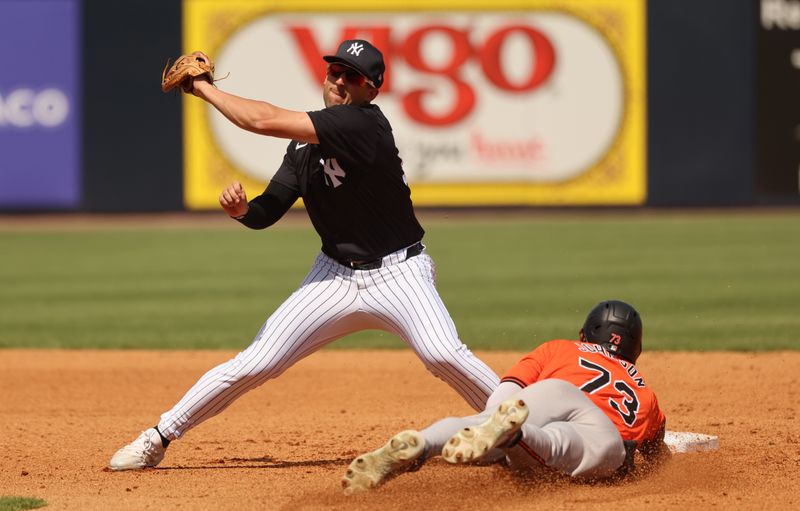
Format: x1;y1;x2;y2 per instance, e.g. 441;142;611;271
220;181;248;218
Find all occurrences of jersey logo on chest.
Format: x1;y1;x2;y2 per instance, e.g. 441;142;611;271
322;158;346;188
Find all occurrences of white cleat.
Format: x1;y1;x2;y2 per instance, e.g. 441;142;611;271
442;398;529;464
341;430;425;495
109;428;166;471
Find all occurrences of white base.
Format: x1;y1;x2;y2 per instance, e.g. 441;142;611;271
663;430;719;453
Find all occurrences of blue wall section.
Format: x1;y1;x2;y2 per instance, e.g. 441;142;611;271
0;0;81;209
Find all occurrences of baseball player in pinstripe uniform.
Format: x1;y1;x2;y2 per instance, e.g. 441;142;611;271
110;39;500;470
341;301;669;494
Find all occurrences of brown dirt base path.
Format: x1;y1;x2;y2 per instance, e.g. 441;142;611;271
1;350;798;510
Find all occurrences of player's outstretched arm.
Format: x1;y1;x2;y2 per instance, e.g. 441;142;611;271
639;438;671;465
192;79;318;143
638;424;671;468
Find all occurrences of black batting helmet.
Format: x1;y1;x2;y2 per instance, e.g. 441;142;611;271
579;300;642;363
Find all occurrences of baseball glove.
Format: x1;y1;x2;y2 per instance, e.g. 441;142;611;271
161;52;215;93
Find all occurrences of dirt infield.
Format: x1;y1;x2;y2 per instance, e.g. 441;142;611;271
1;350;797;510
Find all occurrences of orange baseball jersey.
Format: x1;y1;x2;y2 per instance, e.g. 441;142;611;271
502;340;665;444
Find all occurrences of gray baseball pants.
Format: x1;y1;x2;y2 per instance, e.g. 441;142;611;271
420;378;626;478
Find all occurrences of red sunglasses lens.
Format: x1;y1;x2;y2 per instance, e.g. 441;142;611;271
328;64;366;86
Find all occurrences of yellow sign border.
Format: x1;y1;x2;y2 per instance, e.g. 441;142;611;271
184;0;646;208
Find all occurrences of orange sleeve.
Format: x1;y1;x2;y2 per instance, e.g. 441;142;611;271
501;341;553;387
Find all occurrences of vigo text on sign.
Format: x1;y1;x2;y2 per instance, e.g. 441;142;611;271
208;12;624;184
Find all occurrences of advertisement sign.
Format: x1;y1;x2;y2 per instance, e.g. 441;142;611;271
184;0;645;208
0;0;81;209
757;0;800;203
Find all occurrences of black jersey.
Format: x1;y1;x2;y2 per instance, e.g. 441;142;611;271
269;103;424;262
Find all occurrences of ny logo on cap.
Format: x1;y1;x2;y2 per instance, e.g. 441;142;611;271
347;42;364;56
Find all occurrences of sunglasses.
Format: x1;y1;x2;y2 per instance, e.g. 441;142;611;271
327;63;375;88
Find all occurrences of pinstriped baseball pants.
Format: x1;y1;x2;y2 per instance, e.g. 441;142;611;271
158;246;500;440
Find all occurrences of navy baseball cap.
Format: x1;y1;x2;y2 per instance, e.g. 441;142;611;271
323;39;385;88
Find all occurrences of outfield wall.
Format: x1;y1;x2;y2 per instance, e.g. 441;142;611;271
1;0;798;211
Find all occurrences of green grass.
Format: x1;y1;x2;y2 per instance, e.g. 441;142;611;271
1;211;799;351
0;497;47;511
